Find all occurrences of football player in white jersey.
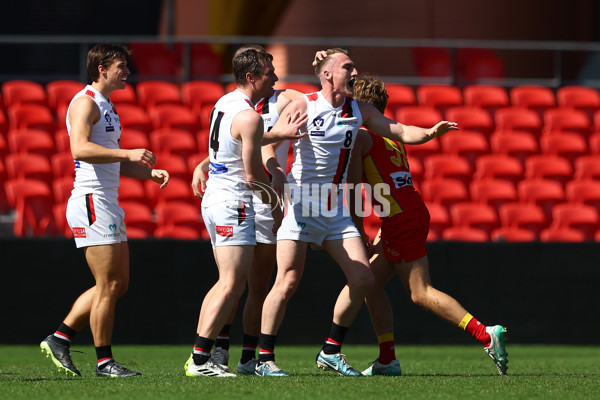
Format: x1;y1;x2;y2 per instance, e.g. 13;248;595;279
255;48;458;376
189;45;306;375
40;43;169;378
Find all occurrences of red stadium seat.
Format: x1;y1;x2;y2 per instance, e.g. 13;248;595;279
155;200;207;238
469;178;517;211
517;178;565;219
225;82;237;94
441;226;489;242
423;154;472;186
120;200;157;237
416;85;463;117
384;83;416;115
460;50;505;84
46;80;85;112
154;225;203;240
494;107;542;137
498;201;548;236
420;178;469;208
524;154;573;186
149;104;199;131
540;226;585;242
275;81;320;94
589;132;600;154
7;129;56;157
573;155;600;180
490;226;536;242
549;203;599;240
556;85;600;119
473;154;524;185
53;202;72;238
51;152;75;179
181;80;225;117
144;177;196;209
129;43;180;78
565;179;600;214
540;132;588;166
439;130;489;169
404;139;440;165
5;153;53;183
118;177;147;203
427;202;450;238
150;128;198;159
542;108;591;137
445;106;494;136
54;129;71;153
119;128;150;150
489;130;539;165
406;154;423;186
110;83;138;106
194;131;209;159
0;109;8;135
463;85;509;117
4;178;56;236
411;48;451;78
7;104;56;132
52;176;74;204
450;201;499;233
136;80;182;109
153;153;190;182
2;80;47;108
116;104;153;133
510;85;556;117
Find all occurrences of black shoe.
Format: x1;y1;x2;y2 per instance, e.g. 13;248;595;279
40;335;81;377
96;360;142;377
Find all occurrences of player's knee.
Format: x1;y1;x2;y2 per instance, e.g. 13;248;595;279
349;269;375;295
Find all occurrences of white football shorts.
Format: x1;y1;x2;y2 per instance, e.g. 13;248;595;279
202;199;256;248
66;194;127;248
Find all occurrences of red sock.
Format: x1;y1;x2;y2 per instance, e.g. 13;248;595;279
465;316;491;347
377;333;396;365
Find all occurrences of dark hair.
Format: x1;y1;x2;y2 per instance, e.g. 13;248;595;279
232;49;274;86
232;44;267;61
87;43;131;82
353;73;389;114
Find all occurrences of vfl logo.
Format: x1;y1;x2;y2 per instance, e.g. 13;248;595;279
310;117;325;137
297;222;306;229
105;111;115;132
109;224;117;232
313;117;324;128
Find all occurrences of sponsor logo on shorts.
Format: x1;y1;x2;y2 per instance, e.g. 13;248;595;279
216;225;234;237
109;224;117;231
72;227;86;238
297;222;306;229
103;224;120;238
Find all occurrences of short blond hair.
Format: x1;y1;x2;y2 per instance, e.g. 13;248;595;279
314;48;348;76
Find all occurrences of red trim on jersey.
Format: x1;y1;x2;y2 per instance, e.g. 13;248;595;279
307;92;319;101
341;98;354;118
244;99;253;108
255;98;266;114
86;194;96;226
85;89;95;98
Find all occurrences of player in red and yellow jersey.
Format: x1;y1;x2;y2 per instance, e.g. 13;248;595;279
348;74;508;376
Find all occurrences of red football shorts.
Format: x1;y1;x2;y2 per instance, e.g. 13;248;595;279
380;196;430;263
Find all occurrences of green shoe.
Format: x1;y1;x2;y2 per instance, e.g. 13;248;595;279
40;335;81;377
485;325;508;375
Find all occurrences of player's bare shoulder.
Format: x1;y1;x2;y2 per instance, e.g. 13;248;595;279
232;108;264;140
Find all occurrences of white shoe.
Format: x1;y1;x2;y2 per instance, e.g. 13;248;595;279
211;347;230;372
186;358;236;377
362;359;402;376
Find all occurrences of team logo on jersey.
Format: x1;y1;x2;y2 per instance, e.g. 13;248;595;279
310;117;325;136
297;222;306;229
72;227;86;238
216;226;234;237
104;111;114;132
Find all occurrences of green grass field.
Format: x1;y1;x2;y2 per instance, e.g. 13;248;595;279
1;344;599;399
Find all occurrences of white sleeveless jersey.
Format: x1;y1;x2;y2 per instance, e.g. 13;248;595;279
202;89;255;207
255;90;289;167
288;91;362;187
66;85;121;203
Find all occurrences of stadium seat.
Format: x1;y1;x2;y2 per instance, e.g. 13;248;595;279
524;154;573;186
4;178;56;237
423;154;472;186
383;83;416;115
463;85;509;117
444;106;494;136
416;85;463;117
52;202;72;238
150;128;198;159
155;200;206;234
119;176;147;203
116;104;153;133
441;225;489;242
510;85;556;118
128;43;180;78
5;153;53;183
459;50;505;84
149;104;199;131
556;85;600;119
125;226;153;239
540;226;585;242
549;203;599;240
275;81;320;94
450;201;499;233
426;230;439;242
119;128;150;150
194;131;209;159
498;201;548;236
473;154;524;185
110;83;138;106
420;178;469;208
427;201;450;238
187;153;207;179
144;177;196;209
7;129;55;157
439;130;489;169
542;108;591;137
573;155;600;180
52;176;74;204
224;82;237;94
396;105;443;128
0;109;8;135
51;152;75;179
154;225;203;240
469;178;517;211
589;132;600;154
411;47;451;78
0;159;7;212
2;80;47;108
540;132;588;166
120;200;157;237
517;178;565;219
494;107;543;137
46;80;84;112
404;139;440;165
489;130;539;165
406;154;423;185
7;103;56;132
181;80;225;117
136;80;182;109
153;153;190;182
54;129;71;153
490;226;536;242
565;179;600;213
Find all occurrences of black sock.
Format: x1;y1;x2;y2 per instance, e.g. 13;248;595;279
53;322;77;346
193;336;214;366
240;333;259;363
322;322;349;354
258;333;277;362
215;324;231;350
96;345;113;369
